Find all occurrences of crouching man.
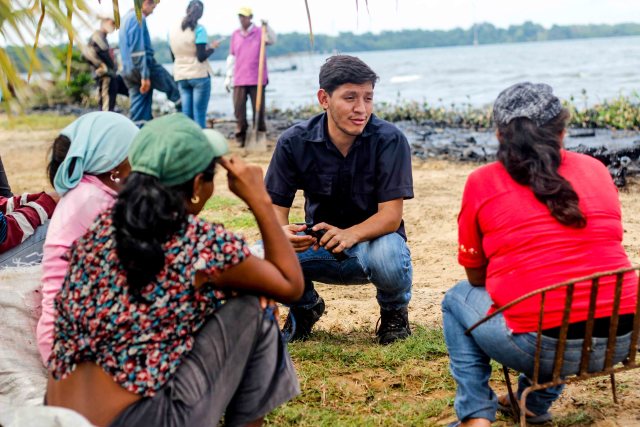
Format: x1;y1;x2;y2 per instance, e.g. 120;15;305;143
264;55;414;345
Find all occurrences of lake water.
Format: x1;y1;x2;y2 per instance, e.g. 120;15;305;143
164;35;640;116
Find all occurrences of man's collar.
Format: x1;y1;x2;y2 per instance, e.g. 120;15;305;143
305;113;375;143
240;23;255;35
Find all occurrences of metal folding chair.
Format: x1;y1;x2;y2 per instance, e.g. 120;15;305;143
464;266;640;426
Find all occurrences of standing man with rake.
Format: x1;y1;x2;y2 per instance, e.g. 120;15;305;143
224;6;276;147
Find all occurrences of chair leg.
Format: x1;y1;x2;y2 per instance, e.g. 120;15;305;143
519;387;534;427
610;373;618;404
502;365;520;422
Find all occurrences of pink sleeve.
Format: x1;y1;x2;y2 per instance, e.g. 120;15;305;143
457;173;487;268
37;187;115;365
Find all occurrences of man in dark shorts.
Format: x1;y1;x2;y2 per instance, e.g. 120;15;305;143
264;55;414;345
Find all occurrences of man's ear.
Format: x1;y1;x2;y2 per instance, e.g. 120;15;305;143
317;89;329;111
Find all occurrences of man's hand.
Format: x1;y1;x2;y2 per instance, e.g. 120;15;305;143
210;39;221;49
313;222;360;254
224;76;233;93
282;223;316;253
140;78;151;94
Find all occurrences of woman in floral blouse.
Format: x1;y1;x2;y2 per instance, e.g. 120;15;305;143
45;113;304;427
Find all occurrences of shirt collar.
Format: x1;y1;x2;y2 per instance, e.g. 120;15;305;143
81;174;118;197
240;23;255;36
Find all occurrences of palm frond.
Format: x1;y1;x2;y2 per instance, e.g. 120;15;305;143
28;1;46;81
304;0;314;48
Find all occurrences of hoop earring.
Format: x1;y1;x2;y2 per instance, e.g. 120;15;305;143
190;195;200;204
110;172;121;183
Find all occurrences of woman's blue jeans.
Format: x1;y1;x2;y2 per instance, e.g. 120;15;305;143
178;77;211;128
441;280;633;422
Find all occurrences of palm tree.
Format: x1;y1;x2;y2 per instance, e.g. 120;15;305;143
0;0;368;108
1;0;92;108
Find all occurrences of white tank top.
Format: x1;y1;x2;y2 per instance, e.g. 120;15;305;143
169;22;213;81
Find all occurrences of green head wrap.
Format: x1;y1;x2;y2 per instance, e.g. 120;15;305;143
129;114;228;186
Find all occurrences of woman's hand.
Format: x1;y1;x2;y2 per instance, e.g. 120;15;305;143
218;156;270;207
259;296;280;317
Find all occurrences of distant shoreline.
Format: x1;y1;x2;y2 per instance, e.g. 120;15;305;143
8;23;640;72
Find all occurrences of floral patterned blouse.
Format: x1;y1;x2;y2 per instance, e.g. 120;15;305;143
48;209;251;397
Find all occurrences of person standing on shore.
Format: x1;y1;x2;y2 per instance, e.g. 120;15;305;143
264;55;414;345
83;12;128;112
224;6;276;147
169;0;220;128
119;0;180;126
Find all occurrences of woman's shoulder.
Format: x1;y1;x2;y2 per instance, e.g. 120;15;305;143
561;150;612;179
563;150;606;167
466;161;506;184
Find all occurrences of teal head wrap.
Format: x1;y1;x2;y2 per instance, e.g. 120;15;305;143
54;111;139;195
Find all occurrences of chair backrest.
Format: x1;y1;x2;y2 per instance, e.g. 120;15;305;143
466;266;640;390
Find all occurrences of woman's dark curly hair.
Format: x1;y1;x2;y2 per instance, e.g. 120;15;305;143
497;108;586;228
112;158;216;299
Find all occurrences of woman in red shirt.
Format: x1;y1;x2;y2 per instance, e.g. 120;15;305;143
442;82;637;427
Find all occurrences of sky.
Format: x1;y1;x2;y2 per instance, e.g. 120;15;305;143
90;0;640;39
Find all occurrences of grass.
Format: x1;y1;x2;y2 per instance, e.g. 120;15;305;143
0;112;76;131
267;327;457;426
200;194;305;240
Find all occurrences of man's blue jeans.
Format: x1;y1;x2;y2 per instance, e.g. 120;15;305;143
178;77;211;128
441;280;633;422
293;232;412;311
125;61;180;125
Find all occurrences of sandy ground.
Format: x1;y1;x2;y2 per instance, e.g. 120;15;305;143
2;127;640;425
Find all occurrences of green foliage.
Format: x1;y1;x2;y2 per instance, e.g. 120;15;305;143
565;92;640;130
50;47;94;104
27;47;95;107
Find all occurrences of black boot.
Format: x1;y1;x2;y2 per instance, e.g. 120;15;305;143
282;295;325;342
376;307;411;345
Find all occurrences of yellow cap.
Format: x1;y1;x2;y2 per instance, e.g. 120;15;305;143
238;6;253;17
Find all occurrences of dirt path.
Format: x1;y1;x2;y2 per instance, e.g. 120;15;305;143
2;127;640;425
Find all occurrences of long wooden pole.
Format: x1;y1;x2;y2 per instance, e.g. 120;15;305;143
248;23;268;151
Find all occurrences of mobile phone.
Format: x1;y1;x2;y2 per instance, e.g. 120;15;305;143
296;223;348;261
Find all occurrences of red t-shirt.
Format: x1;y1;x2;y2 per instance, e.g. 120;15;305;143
458;150;637;333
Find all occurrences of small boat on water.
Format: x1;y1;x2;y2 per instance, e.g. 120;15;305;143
270;64;298;73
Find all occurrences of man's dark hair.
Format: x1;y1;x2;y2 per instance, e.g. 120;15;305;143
319;55;379;95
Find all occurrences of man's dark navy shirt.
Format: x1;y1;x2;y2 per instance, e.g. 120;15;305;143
265;113;414;240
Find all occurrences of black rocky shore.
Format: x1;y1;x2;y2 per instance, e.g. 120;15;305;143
30;104;640;188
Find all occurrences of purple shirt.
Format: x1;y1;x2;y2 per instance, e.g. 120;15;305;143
231;25;268;86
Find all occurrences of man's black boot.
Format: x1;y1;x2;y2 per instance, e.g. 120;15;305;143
282;296;325;342
376;307;411;345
